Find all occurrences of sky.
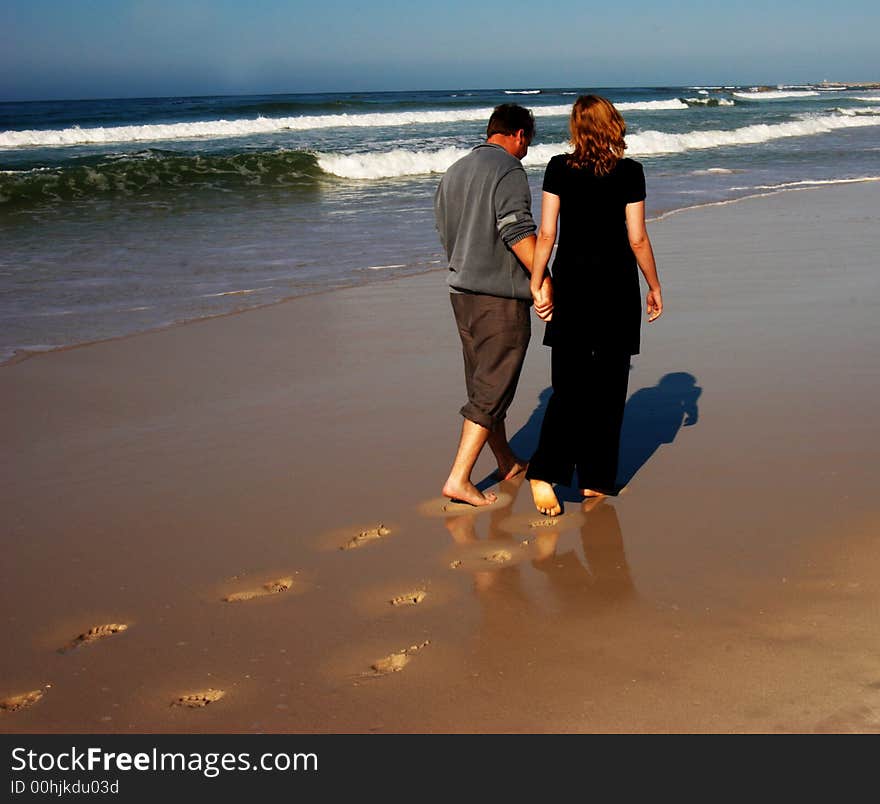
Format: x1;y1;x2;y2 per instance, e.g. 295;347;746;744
2;0;879;101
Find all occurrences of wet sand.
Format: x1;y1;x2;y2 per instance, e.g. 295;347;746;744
2;181;879;733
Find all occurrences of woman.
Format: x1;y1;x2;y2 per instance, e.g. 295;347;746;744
527;95;663;516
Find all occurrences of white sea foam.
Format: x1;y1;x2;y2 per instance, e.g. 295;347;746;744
732;90;820;100
836;106;880;116
317;110;880;179
617;99;688;111
730;177;880;191
203;288;263;297
854;96;880;102
316;146;469;179
626;111;880;156
0;113;494;148
692;168;735;174
0;100;688;149
505;90;541;94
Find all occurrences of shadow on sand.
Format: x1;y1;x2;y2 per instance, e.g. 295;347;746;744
475;388;552;493
617;371;701;489
478;372;701;501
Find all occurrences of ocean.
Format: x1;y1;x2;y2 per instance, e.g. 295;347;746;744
1;84;878;363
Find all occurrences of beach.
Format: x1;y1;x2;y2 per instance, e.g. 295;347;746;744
2;181;879;733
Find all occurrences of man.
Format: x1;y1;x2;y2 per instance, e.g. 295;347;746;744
434;103;552;506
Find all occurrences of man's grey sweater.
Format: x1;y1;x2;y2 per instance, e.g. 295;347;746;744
434;143;536;300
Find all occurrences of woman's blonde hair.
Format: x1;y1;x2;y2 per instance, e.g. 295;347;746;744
567;95;627;176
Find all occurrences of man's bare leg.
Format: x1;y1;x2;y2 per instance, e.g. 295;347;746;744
442;419;498;506
487;421;528;480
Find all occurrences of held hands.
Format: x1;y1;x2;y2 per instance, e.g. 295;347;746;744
646;288;663;322
532;276;554;322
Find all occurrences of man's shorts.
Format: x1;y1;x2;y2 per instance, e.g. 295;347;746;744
450;293;531;431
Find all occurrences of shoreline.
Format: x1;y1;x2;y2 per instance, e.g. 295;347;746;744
5;176;879;369
2;180;878;733
0;264;444;368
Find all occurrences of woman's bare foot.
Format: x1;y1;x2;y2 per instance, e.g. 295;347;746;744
581;488;607;499
529;479;561;516
442;479;497;507
581;496;606;514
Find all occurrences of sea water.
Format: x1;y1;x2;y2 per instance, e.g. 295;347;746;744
1;85;878;362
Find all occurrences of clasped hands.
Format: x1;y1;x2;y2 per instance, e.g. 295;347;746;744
531;276;553;322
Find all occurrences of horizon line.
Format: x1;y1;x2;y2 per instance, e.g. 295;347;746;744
4;79;879;106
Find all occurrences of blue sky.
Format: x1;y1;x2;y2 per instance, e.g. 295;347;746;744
2;0;878;101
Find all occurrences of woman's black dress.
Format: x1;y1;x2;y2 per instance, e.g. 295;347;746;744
525;155;646;494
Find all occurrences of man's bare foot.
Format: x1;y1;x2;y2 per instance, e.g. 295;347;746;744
494;459;528;481
529;479;561;516
442;480;497;507
581;488;607;498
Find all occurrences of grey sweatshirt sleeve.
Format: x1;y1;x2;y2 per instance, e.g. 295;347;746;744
494;167;536;247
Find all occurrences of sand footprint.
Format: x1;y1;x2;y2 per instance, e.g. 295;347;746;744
389;590;427;607
370;641;430;676
495;510;585;536
59;623;129;654
483;550;513;564
172;689;225;708
417;494;513;518
341;524;392;551
0;688;47;713
223;577;295;602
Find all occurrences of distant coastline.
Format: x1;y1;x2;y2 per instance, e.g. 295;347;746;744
731;81;880;92
818;81;880;89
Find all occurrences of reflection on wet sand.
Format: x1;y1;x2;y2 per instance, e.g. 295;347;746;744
496;371;701;505
530;498;635;614
445;478;638;668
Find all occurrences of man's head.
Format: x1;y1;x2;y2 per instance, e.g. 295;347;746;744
486;104;535;160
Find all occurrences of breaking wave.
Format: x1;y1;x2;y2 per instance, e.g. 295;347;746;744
0;149;322;207
732;90;821;100
683;97;736;107
318;109;880;179
7;110;878;196
0;100;688;149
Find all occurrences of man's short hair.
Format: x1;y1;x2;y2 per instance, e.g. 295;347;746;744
486;104;535;141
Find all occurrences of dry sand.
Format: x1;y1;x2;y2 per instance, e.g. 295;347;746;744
1;181;879;733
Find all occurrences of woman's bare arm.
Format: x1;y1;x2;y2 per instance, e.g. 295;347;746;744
625;200;663;322
530;191;560;317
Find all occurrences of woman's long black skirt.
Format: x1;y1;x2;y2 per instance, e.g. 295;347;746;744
525;344;631;494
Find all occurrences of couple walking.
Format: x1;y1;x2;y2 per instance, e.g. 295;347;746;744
434;97;663;516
